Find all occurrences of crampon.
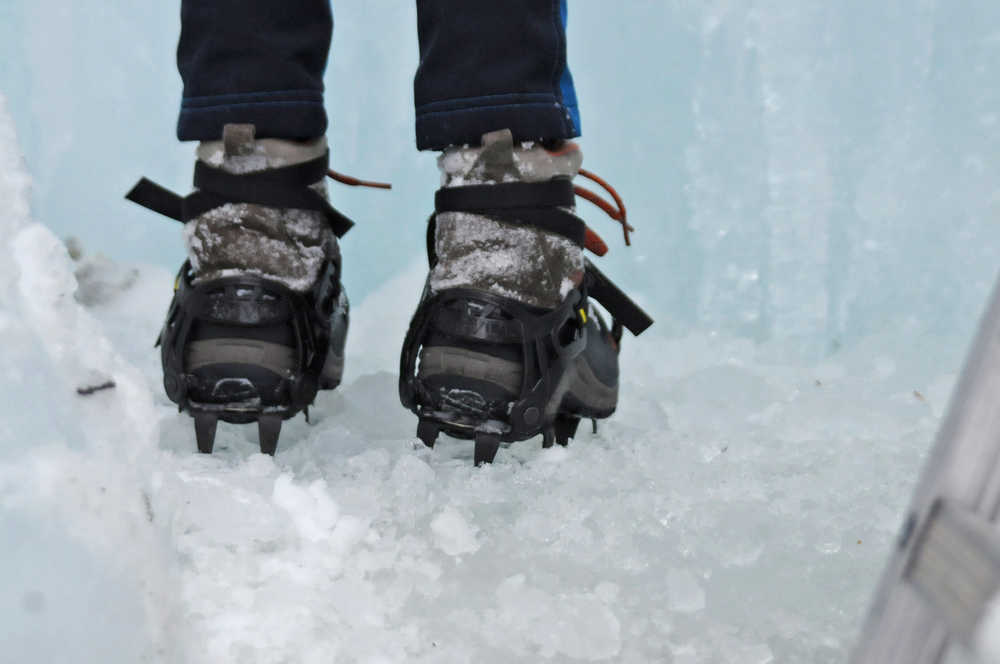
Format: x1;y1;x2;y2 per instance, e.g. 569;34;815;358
399;165;653;464
126;143;385;454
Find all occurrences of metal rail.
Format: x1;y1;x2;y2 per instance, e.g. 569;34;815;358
853;273;1000;663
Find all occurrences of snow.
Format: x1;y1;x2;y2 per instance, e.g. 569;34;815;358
0;94;962;661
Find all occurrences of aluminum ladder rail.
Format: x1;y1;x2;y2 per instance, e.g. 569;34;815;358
853;274;1000;663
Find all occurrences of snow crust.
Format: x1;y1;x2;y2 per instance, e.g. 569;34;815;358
0;97;963;661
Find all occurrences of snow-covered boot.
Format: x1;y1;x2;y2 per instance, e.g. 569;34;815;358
399;129;653;464
126;123;359;455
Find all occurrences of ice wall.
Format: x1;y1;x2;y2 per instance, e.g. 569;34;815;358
2;0;999;357
0;96;161;662
573;0;1000;355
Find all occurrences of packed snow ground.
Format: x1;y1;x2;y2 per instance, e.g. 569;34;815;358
0;100;968;662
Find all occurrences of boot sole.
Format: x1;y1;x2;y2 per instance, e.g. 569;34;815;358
415;345;618;462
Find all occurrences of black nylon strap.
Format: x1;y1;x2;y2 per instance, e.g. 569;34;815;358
435;179;575;212
434;180;584;247
425;213;438;267
585;259;654;337
430;306;524;344
126;178;184;221
193;155;329;195
191;153;353;237
124;152;355;237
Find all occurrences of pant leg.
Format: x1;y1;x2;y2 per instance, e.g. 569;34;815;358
177;0;333;141
414;0;580;150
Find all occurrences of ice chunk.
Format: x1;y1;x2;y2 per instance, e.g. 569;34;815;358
667;569;706;613
430;506;480;556
492;574;622;660
272;475;340;543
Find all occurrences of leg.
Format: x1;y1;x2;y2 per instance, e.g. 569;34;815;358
401;3;653;464
414;0;585;310
128;1;352;455
414;0;580;150
177;0;333;141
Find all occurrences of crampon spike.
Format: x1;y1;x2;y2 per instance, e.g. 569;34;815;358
258;414;282;456
554;416;580;447
474;432;501;466
416;419;439;449
194;412;218;454
542;427;555;449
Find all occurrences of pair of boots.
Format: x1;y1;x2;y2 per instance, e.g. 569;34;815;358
127;125;651;464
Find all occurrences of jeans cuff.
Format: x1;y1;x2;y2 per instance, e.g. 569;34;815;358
176;90;327;141
415;93;579;151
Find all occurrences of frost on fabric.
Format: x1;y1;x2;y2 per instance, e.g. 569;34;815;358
429;212;583;309
183;202;334;292
437;146;484;187
437;139;582;188
195;136;325;175
181;136;334;291
431;138;585;307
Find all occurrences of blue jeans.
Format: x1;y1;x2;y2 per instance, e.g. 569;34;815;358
176;0;580;150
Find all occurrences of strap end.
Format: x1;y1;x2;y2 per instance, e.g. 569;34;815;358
125;177;185;222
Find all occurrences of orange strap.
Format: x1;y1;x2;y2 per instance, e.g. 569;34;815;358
327;169;392;190
326;163;635;259
574;168;635;255
584;228;609;256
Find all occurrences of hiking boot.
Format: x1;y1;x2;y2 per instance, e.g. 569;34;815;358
127;123;356;454
399;129;653;464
